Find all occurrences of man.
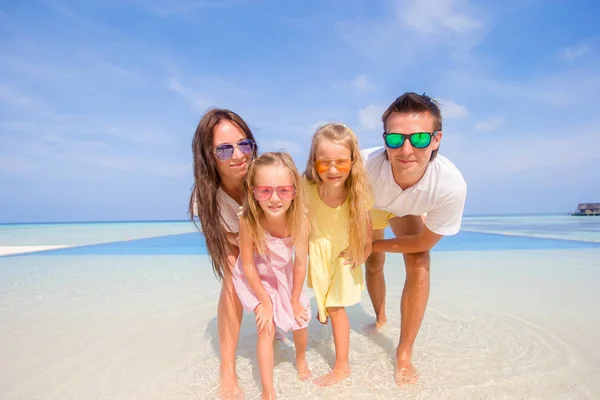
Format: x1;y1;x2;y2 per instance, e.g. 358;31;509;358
361;92;467;385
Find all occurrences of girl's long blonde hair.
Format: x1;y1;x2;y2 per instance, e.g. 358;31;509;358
241;152;307;256
304;123;372;263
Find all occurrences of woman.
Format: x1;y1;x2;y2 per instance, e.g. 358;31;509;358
189;108;258;398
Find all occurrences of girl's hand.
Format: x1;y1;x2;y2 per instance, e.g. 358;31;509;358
254;302;274;335
292;300;309;325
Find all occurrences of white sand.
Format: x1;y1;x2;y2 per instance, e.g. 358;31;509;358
1;250;599;399
0;245;71;256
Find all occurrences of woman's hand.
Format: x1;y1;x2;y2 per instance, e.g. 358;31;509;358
254;301;274;335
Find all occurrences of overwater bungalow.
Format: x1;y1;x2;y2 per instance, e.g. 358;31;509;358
571;203;600;216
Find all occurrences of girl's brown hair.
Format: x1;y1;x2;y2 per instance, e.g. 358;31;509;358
241;152;307;256
304;123;372;263
189;108;258;279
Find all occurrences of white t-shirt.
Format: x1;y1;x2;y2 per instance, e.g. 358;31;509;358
216;187;243;233
361;147;467;236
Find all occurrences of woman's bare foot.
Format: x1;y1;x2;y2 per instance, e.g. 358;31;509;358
261;387;276;400
316;311;328;325
313;367;350;387
394;360;418;386
218;367;243;399
363;318;387;335
218;381;243;400
296;357;312;381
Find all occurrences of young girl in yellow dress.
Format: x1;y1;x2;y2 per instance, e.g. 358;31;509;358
303;123;373;386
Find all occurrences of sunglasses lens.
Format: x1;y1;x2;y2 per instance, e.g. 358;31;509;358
336;159;352;171
215;145;234;160
238;139;255;155
384;134;404;148
315;160;328;173
277;186;296;200
253;186;273;201
410;133;431;148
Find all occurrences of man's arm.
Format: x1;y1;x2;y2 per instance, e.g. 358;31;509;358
373;185;466;254
372;225;443;254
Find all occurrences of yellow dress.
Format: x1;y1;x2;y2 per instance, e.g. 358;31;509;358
304;179;364;323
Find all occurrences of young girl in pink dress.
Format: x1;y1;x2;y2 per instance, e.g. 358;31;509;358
231;151;311;399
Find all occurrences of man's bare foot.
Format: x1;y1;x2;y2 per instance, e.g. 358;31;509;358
316;311;328;325
363;319;387;335
296;357;312;381
394;360;418;386
313;367;350;387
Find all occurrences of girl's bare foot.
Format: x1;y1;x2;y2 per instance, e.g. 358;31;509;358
296;357;312;381
313;367;350;387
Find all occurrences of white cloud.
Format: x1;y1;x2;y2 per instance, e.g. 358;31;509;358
558;43;591;63
0;84;49;115
309;120;332;134
167;77;210;112
350;74;375;92
437;98;469;119
263;139;303;156
358;105;384;131
398;0;485;35
474;117;503;131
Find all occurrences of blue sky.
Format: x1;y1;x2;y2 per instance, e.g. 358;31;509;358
1;0;599;222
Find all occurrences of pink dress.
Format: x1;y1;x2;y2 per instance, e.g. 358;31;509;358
232;233;311;333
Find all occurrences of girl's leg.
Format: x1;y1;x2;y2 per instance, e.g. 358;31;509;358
292;327;311;380
314;306;351;387
256;320;276;399
217;275;244;398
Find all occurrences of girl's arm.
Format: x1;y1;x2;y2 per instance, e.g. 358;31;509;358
239;219;273;333
291;216;309;323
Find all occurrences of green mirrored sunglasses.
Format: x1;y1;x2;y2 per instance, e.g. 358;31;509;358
383;131;439;149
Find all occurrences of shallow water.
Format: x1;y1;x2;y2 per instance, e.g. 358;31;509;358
1;218;599;399
1;249;599;399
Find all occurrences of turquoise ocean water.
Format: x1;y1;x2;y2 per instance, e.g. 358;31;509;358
1;215;599;256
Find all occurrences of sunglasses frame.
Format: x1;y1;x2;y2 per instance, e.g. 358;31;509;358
252;185;297;201
383;131;439;149
314;158;353;173
213;138;255;161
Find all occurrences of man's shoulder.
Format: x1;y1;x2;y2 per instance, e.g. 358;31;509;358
429;155;467;192
360;146;387;167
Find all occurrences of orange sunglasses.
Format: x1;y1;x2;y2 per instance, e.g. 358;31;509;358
315;158;352;173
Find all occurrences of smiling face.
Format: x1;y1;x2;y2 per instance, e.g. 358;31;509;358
315;139;352;190
212;120;252;184
252;164;295;220
384;112;442;186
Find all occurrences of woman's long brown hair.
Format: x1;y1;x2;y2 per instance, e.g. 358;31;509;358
189;108;258;280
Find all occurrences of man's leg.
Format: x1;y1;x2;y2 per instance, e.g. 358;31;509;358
365;228;387;331
390;215;430;385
